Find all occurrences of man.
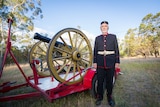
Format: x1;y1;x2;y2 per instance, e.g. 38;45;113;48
93;21;120;107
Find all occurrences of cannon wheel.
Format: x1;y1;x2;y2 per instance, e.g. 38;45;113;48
47;28;93;85
29;41;50;76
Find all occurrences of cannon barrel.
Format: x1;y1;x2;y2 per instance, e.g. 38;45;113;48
34;33;51;43
34;33;67;47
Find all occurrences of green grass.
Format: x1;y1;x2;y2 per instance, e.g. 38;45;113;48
0;58;160;107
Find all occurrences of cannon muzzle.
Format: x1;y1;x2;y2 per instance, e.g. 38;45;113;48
34;33;51;43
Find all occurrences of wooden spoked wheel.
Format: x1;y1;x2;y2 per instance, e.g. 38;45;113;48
47;28;93;85
29;41;50;76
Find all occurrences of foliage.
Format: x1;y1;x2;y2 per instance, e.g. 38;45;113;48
0;0;43;45
0;0;43;64
0;0;43;32
123;28;137;57
121;12;160;58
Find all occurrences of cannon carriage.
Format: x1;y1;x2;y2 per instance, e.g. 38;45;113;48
29;28;93;85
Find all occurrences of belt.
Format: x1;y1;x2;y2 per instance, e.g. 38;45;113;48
98;50;115;56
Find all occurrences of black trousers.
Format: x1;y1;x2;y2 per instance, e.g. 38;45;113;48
97;67;115;100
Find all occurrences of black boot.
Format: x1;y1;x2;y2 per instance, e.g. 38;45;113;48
95;95;103;106
95;98;102;106
107;95;115;107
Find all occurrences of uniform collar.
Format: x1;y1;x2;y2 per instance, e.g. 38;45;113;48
102;33;108;36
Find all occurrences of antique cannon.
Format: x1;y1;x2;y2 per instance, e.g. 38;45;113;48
29;28;93;85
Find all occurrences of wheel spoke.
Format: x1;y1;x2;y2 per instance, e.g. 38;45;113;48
77;38;84;50
44;42;48;49
81;52;90;56
54;46;71;54
33;52;46;57
78;59;90;68
81;57;90;63
56;60;71;74
64;62;73;80
74;33;78;48
68;31;73;48
73;62;76;81
60;36;71;50
77;63;82;78
52;56;71;61
79;45;88;52
37;45;47;54
54;60;61;66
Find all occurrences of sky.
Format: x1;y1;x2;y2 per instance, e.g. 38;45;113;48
33;0;160;41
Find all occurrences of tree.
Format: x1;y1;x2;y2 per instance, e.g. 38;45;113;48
0;0;43;44
0;0;43;64
139;12;160;57
120;12;160;58
124;28;138;57
0;0;43;32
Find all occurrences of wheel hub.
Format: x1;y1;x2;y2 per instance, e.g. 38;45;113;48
72;50;81;61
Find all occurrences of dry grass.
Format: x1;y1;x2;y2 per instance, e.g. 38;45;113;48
0;58;160;107
1;64;32;83
114;58;160;107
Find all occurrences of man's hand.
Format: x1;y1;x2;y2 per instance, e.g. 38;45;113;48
93;63;97;69
115;63;120;69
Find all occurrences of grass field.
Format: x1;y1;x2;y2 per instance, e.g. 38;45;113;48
0;57;160;107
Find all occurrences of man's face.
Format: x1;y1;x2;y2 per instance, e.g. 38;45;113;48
100;23;109;34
